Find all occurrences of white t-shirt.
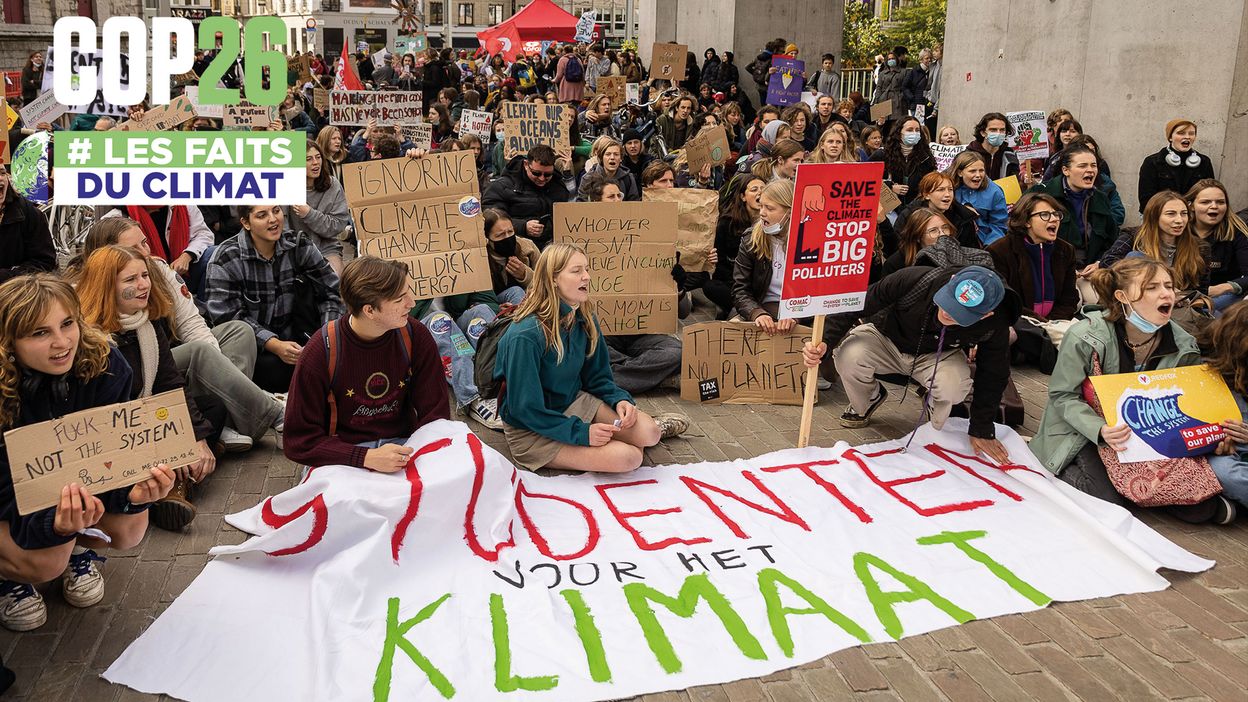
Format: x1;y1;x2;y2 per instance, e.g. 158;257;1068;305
762;237;786;304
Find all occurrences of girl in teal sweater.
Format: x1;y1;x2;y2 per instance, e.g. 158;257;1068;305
495;243;662;472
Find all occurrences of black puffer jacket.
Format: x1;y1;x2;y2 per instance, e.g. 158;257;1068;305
482;155;571;246
114;318;214;442
1137;147;1215;214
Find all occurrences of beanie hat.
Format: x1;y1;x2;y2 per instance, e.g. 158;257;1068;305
1165;118;1196;140
622;128;643;145
784;43;799;55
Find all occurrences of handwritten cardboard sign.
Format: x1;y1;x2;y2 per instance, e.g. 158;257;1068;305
330;90;424;126
5;390;199;515
596;75;626;109
458;109;494;142
223;101;278;130
650;43;688;82
404;122;433;151
18;91;68;128
643;186;717;273
870;100;892;123
171;69;199;87
312;87;330;114
119;94;197;132
684;124;730;174
342;150;491;298
930;142;967;172
878;182;902;213
500;102;570;160
680;322;813;405
554;201;679;335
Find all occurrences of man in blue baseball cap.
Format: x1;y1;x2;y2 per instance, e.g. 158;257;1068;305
805;264;1022;463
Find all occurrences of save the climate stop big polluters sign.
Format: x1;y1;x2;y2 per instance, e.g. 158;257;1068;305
779;163;884;319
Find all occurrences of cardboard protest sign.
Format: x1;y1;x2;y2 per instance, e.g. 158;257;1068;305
3;100;17;131
312;87;330;114
554;201;679;334
626;82;640;105
123;94;196;132
18;91;68;128
683;124;730;174
458;109;494;141
171;69;198;87
1089;365;1239;464
643;186;717;273
1007;110;1049;161
4;390;199;515
596;75;626;109
223;101;278;130
41;47;130;117
650;43;688;82
183;86;223;119
767;56;805;107
342;151;490;298
330;90;424;126
870;100;892;123
994;175;1022;205
405;122;433;151
680;322;812;405
780;162;884;318
878;182;903;213
501;101;570;160
930;142;967;172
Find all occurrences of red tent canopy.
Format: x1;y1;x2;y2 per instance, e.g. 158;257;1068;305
479;0;578;44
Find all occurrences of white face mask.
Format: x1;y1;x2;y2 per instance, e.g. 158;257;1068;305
763;221;784;235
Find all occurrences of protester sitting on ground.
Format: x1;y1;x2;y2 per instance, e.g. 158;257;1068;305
949;151;1008;246
482;145;572;249
881;207;963;276
751;138;806;183
810;94;844;140
494;243;685;473
965;112;1020;182
315;126;349;182
620;129;654;181
708;174;765;319
0;164;56;284
287;138;351;277
641;161;677;189
1046;108;1074;145
1028;257;1235;525
890;172;979;251
345;121;418;163
1028;145;1116;269
78;246;221;531
427;104;455;149
936;126;961;146
781;105;817;152
578;94;615;140
205;205;344;392
808;125;858;164
1186;179;1248;312
856;125;883;162
484;208;539;304
1042;117;1084;174
1138;119;1215;214
1043;134;1126;229
656;94;697;151
805;265;1020;463
99;203;214;278
283;256;451;472
0;275;175;632
578;136;640;202
72;218;282;454
1205;302;1248;515
743;106;782;155
870;116;935;206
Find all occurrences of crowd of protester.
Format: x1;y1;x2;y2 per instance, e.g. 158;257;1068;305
0;34;1246;685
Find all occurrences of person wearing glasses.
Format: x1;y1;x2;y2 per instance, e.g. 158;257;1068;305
483;145;573;249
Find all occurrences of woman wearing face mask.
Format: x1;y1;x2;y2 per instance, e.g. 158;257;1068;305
1030;257;1235;524
77;246;223;531
950;151;1008;246
1028;145;1116;270
483;208;539;306
965;112;1020;181
891;172;979;251
1186;179;1248;312
869;117;935;206
577;136;640;202
1138;119;1215;215
872;52;906;122
707;174;764;319
288;139;351;277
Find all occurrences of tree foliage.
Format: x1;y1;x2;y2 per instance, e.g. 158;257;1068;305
887;0;947;53
842;1;885;68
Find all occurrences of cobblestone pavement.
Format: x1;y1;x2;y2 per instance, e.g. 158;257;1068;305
1;338;1246;701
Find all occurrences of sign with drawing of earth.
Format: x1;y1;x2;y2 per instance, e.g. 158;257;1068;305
11;131;51;204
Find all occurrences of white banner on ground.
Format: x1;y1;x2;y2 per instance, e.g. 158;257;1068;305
105;419;1211;702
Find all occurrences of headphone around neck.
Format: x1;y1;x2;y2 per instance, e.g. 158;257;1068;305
1164;146;1202;168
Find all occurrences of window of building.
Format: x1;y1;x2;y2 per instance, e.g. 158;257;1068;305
3;0;27;22
488;3;503;24
429;1;443;24
457;3;473;25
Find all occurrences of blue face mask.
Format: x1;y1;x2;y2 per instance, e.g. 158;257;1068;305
1124;304;1163;334
887;59;897;67
986;132;1006;147
901;131;922;146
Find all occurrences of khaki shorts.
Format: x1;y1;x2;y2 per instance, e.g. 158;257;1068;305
504;391;604;471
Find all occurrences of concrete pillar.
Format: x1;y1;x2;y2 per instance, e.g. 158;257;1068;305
941;0;1248;221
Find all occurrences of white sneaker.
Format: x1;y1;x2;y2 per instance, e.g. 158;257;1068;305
62;547;106;608
219;426;253;453
0;579;47;631
816;377;832;391
467;397;504;431
654;412;691;439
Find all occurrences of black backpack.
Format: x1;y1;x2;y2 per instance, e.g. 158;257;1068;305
564;55;585;83
472;312;515;400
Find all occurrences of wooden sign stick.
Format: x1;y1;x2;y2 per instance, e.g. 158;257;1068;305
797;314;825;448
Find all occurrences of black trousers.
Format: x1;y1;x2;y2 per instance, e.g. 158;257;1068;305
254;350;296;393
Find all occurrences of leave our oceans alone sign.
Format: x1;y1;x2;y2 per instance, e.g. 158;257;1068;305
104;419;1211;702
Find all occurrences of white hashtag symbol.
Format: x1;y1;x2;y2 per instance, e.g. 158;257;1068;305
66;137;92;165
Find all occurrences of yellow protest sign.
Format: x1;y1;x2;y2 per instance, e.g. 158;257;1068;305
994;175;1022;205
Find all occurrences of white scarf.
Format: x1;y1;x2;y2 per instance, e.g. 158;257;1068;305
118;310;159;398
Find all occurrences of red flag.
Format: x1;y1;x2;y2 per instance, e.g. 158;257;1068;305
334;42;364;91
478;22;521;62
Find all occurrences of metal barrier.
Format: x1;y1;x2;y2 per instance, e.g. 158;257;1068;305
839;68;875;102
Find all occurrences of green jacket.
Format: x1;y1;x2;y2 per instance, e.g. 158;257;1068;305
495;303;632;446
1028;177;1117;264
1029;308;1200;475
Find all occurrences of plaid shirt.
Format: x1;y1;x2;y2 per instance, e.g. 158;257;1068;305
205;231;343;348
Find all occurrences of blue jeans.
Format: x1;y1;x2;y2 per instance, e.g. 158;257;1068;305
1210;453;1248;507
421;304;497;407
497;286;526;306
301;437;408;481
1212;291;1245;313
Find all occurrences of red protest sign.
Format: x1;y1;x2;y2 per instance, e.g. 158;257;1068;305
778;162;884;319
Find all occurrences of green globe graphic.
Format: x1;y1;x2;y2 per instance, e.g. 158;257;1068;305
11;131;51;204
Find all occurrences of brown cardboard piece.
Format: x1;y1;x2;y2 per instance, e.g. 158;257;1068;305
313;87;330;114
650;43;688;83
554;201;679;335
679;322;815;406
878;183;902;213
342;151;491;298
5;390;199;515
405;122;433;150
501;102;570;160
330;90;424;126
113;94;198;132
642;187;717;273
223;101;278;130
683;124;730;174
870;100;892;123
596;76;626;109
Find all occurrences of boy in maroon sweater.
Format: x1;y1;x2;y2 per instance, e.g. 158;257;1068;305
284;257;450;472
